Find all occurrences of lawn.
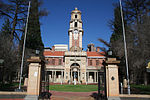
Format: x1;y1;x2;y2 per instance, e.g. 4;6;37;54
49;84;98;92
131;84;150;94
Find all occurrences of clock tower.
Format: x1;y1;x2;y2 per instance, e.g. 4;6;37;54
68;8;83;51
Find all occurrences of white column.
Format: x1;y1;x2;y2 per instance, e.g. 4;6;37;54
78;70;79;83
69;32;72;49
79;32;82;48
61;70;63;83
94;72;96;83
52;71;54;82
62;71;64;79
55;71;56;82
87;71;89;83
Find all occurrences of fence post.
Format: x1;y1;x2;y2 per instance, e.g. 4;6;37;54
25;56;41;100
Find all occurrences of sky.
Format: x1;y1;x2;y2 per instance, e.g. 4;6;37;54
40;0;118;50
0;0;118;50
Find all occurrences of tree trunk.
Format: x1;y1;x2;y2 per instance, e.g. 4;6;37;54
11;4;18;41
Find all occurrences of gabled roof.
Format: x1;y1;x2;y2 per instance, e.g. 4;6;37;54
87;51;105;57
44;51;65;57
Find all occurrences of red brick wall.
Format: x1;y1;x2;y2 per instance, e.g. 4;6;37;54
87;58;104;67
45;57;63;66
72;34;79;47
45;57;104;67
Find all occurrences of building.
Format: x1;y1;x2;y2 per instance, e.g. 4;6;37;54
44;8;105;84
54;44;68;51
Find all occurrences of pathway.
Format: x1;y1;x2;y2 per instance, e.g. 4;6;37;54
49;91;97;100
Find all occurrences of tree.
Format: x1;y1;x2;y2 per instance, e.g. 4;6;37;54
22;0;44;57
0;0;48;42
0;18;19;84
122;0;150;85
123;0;150;24
26;0;44;52
0;0;30;41
108;0;150;85
19;0;45;77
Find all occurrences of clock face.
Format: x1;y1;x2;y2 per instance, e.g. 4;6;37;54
74;29;78;40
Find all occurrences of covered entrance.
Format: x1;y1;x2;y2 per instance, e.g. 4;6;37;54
70;63;80;84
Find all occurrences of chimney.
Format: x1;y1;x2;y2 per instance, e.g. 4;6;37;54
97;47;100;52
87;48;89;51
52;46;55;52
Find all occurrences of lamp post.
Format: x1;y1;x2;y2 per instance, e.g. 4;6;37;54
18;1;31;91
119;0;130;94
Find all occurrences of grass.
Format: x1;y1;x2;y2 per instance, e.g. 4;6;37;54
131;84;150;94
0;82;24;91
49;84;98;92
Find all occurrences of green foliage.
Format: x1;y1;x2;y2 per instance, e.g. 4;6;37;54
0;82;23;91
110;5;123;42
49;85;98;92
19;0;45;78
25;0;44;52
109;0;150;85
131;84;150;94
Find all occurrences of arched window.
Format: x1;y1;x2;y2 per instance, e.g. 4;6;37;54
75;15;77;18
75;22;77;27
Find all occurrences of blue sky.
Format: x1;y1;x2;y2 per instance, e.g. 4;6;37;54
40;0;118;50
0;0;118;50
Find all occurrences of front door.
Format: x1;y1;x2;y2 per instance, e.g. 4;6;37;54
72;71;78;81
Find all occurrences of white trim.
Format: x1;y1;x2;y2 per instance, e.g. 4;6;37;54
45;56;64;58
87;56;105;58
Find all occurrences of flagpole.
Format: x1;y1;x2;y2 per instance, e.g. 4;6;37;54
18;1;31;90
119;0;130;94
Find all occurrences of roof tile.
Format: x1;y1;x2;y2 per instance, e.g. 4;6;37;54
87;51;105;57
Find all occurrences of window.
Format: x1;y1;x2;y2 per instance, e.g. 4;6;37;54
89;60;92;66
52;59;55;65
96;60;99;66
59;59;61;65
75;22;77;27
46;59;49;64
75;15;77;18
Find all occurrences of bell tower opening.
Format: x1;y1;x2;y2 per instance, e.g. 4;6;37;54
75;22;77;27
75;15;77;18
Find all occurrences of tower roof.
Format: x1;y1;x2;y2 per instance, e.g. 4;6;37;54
71;7;81;14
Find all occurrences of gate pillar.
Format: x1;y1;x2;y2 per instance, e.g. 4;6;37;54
25;56;41;100
106;58;120;100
